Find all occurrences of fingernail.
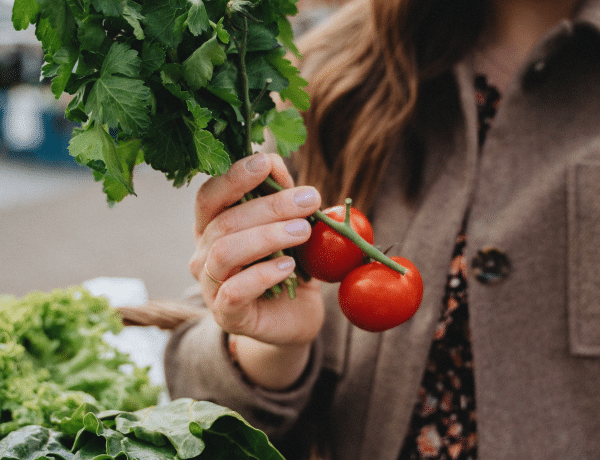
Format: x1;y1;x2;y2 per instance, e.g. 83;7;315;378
285;219;310;236
294;187;318;208
245;153;268;173
278;257;296;271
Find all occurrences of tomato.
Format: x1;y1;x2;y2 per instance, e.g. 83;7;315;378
338;256;423;332
296;205;374;283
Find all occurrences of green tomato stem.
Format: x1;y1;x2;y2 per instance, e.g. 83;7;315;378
344;198;351;224
263;176;408;275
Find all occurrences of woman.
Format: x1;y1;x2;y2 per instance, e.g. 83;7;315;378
164;0;600;458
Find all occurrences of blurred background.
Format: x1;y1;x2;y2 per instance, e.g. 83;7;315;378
0;0;346;300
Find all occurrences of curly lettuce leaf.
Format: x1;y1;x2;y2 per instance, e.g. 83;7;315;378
0;288;160;438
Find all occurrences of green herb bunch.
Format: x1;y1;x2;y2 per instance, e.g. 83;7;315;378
12;0;308;204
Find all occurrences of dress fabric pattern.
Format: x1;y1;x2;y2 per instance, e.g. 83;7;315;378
398;75;500;460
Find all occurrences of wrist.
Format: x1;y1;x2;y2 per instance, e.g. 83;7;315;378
227;334;313;391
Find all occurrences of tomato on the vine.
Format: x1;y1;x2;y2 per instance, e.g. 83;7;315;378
296;205;374;283
338;256;423;332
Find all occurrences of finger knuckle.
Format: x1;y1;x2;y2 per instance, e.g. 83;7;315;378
195;181;212;211
261;226;281;247
188;253;203;280
215;210;239;236
265;193;289;220
270;153;288;172
219;283;243;307
225;161;247;190
209;240;231;268
254;263;274;287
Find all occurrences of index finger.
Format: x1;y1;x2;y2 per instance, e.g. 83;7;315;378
194;153;295;236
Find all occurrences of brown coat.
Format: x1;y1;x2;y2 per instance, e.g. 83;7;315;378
164;1;600;458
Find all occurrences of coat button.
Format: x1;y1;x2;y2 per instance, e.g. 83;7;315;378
471;247;512;284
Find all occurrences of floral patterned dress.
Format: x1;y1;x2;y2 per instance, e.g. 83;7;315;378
397;75;500;460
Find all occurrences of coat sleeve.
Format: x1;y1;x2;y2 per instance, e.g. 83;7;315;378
162;24;342;441
162;287;324;441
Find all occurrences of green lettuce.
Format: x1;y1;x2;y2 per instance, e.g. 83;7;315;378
0;287;161;438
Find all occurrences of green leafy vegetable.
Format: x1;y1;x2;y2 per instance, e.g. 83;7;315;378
0;399;285;460
0;425;75;460
0;287;161;439
11;0;308;204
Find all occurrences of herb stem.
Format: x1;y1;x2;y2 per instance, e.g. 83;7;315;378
239;15;253;158
251;78;272;114
241;190;296;298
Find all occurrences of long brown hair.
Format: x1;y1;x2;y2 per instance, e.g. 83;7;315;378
293;0;488;213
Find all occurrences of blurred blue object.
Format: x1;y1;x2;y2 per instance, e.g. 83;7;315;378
0;84;79;167
34;110;77;164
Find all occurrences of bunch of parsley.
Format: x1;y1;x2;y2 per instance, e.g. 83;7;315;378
12;0;308;203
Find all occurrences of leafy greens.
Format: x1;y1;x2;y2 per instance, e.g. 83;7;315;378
0;399;285;460
11;0;309;204
0;287;161;438
0;288;287;458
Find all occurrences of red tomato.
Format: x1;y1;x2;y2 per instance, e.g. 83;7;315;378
296;205;374;283
338;256;423;332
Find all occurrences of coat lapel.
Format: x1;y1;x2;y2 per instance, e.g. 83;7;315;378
359;60;481;460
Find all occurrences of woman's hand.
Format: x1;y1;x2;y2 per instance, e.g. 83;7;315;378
188;152;324;387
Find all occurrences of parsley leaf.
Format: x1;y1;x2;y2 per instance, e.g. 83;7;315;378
123;1;145;40
141;41;166;76
101;41;141;78
187;100;231;176
68;123;136;197
265;107;307;157
50;45;79;98
142;0;188;49
86;43;151;135
188;1;211;36
78;20;109;52
207;61;243;108
266;48;310;111
11;0;39;30
91;0;124;17
277;16;301;58
101;138;143;203
142;112;197;185
183;35;227;91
